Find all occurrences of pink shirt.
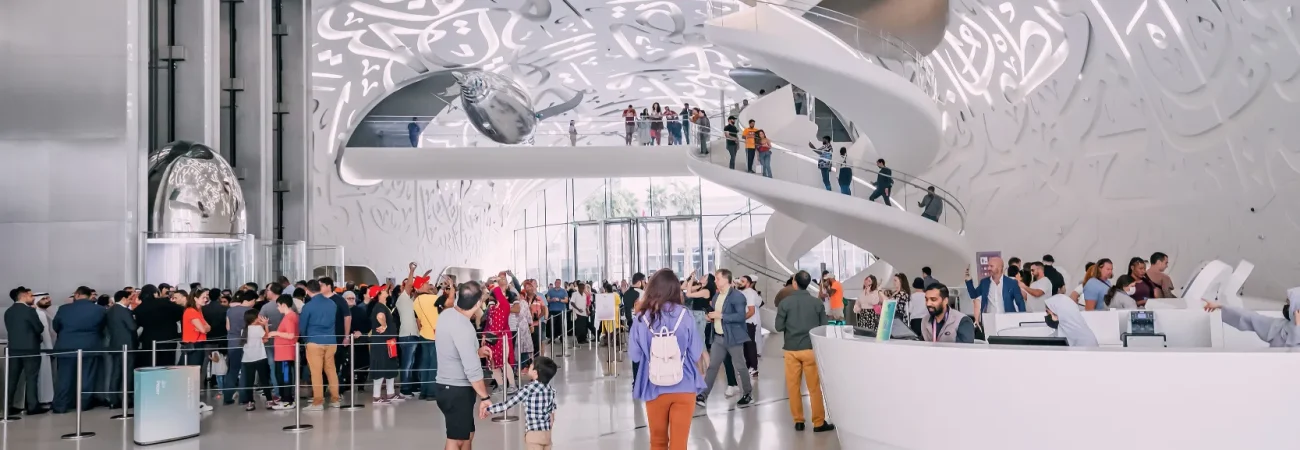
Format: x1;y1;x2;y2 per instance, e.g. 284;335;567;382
274;311;299;361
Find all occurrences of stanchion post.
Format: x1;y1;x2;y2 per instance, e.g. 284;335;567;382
110;344;132;420
339;338;363;411
556;310;568;358
489;342;519;424
60;350;95;440
283;342;313;433
151;341;157;366
1;348;19;422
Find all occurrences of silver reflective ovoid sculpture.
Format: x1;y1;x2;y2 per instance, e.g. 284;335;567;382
147;141;247;237
455;70;538;145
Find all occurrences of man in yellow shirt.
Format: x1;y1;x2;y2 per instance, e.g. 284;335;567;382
743;120;758;173
412;277;443;400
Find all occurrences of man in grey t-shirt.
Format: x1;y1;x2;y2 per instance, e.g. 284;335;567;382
435;281;493;446
223;291;257;404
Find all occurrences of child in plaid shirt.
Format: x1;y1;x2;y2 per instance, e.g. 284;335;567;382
481;357;559;449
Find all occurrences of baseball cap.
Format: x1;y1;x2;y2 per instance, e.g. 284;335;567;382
413;276;431;290
366;284;387;299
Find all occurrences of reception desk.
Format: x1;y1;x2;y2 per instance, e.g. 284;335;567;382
811;326;1299;450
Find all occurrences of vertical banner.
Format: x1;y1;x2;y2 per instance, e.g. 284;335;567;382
876;299;897;341
976;251;1003;280
595;293;618;322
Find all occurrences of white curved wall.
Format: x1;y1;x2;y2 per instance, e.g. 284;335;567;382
812;327;1300;450
916;0;1300;296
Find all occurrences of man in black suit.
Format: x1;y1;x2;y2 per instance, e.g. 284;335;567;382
52;286;107;414
5;287;48;415
104;290;138;408
133;284;183;367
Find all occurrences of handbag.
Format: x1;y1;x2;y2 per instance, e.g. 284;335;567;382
386;338;398;358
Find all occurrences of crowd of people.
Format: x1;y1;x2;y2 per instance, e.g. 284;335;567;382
619;103;713;154
12;248;1293;450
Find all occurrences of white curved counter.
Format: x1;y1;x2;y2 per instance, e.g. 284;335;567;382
810;326;1300;450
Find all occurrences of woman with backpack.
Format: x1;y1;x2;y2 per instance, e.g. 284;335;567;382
630;269;705;450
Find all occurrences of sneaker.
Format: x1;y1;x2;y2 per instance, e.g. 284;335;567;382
813;423;837;433
748;368;758;378
372;397;390;405
198;402;214;413
695;395;706;407
304;404;324;411
794;423;806;431
725;386;739;397
329;401;342;408
736;394;753;406
390;394;408;402
270;402;295;411
245;403;257;412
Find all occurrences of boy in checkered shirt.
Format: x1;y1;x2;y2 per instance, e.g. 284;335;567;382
481;357;559;449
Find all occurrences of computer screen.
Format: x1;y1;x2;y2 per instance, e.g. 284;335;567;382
986;336;1070;347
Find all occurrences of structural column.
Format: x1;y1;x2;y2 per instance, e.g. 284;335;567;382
231;0;276;239
278;0;313;243
172;0;222;147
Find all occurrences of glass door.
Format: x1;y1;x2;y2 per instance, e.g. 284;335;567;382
666;218;702;278
574;222;603;283
638;219;668;274
604;219;635;284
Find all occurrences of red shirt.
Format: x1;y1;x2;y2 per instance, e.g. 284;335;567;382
182;308;207;343
274;311;299;361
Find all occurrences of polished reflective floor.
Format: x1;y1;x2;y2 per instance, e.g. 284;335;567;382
5;336;841;450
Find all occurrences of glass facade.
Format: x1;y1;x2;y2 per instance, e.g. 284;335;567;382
512;177;873;283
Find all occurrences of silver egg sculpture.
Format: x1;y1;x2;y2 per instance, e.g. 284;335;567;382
147;140;247;236
455;70;538;145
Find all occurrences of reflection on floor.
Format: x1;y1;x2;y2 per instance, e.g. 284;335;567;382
4;337;841;450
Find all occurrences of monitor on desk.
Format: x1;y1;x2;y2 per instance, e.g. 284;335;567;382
987;336;1070;347
853;319;920;340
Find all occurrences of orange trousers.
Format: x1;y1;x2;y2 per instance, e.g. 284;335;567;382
645;392;696;450
784;349;826;427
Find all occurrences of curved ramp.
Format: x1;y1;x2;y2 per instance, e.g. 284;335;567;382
705;3;941;175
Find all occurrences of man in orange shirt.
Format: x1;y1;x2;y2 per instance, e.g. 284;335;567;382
820;271;844;324
742;119;758;173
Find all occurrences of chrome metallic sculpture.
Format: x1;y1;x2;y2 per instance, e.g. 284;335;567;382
455;70;538;145
147;141;247;236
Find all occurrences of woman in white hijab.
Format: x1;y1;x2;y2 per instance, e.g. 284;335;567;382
1202;287;1300;347
1045;295;1098;347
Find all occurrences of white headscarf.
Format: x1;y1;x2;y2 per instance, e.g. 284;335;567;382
1046;295;1098;347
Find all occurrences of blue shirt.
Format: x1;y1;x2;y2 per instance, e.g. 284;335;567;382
546;287;568;312
1083;278;1111;311
298;294;338;345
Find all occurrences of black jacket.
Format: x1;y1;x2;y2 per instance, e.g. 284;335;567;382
3;303;44;353
1043;265;1066;296
105;303;138;350
134;297;184;343
52;299;107;352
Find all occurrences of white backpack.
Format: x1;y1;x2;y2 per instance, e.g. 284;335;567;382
642;311;687;386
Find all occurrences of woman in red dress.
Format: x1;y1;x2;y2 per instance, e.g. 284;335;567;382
485;273;517;391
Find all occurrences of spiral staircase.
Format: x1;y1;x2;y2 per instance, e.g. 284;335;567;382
694;1;971;291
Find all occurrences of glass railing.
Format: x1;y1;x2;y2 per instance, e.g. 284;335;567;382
352;115;729;148
705;0;937;101
694;125;968;235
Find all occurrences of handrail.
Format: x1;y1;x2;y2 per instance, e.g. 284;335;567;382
706;0;937;100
